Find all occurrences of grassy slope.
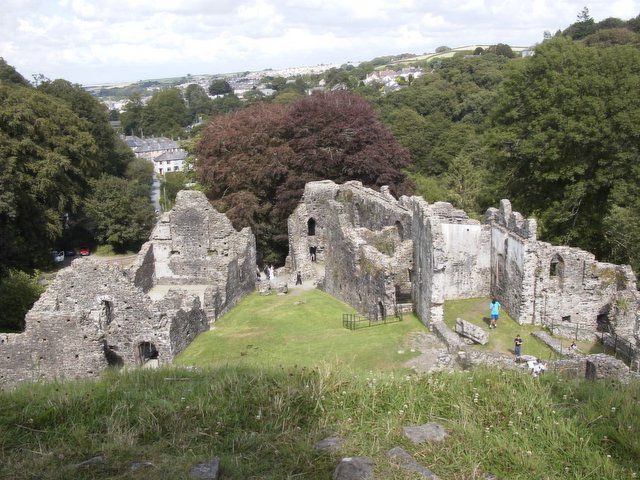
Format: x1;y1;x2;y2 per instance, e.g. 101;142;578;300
0;367;638;479
176;289;425;373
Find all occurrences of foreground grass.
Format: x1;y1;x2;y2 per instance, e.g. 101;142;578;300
177;289;426;373
0;366;638;479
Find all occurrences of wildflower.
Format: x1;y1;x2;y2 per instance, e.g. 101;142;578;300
399;409;404;415
517;411;522;416
611;407;616;412
606;454;611;458
526;450;532;455
563;394;568;400
508;421;513;426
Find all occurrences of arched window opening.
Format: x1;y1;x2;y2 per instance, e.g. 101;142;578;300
395;221;404;241
137;341;159;365
550;254;565;277
100;300;113;328
307;218;316;236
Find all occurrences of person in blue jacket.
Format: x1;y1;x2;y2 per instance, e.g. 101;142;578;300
489;298;501;329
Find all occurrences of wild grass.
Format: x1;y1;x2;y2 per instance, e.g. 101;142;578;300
0;366;638;479
176;289;426;373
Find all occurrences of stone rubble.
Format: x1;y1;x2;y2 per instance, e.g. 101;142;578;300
455;318;489;345
333;457;375;480
402;423;448;444
387;446;439;479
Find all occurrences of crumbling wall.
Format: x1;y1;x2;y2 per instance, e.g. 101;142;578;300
287;181;413;318
148;190;256;319
410;198;491;326
1;190;256;388
487;200;640;341
129;241;155;292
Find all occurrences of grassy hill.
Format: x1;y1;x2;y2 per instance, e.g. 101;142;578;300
1;289;638;479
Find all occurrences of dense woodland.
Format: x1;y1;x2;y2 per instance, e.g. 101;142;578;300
0;61;155;330
1;10;639;328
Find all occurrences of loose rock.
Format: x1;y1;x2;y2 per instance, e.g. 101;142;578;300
315;436;345;452
388;447;439;479
333;457;374;480
403;423;448;444
189;457;220;479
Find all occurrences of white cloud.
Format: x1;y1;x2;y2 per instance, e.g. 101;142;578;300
0;0;638;84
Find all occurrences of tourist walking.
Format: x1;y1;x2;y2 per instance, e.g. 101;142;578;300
295;271;302;285
269;264;275;281
514;334;522;358
489;298;501;329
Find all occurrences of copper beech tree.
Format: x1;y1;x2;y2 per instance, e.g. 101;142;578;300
196;91;413;263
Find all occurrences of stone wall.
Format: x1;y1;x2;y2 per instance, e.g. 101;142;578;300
1;190;257;388
410;198;491;325
487;200;640;341
286;181;413;318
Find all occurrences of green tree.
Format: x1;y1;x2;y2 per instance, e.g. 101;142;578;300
184;84;213;120
85;175;155;252
0;58;30;86
210;94;242;115
0;83;99;269
564;7;596;39
208;79;233;96
488;37;640;267
0;270;44;331
141;88;189;138
120;93;144;136
39;79;133;176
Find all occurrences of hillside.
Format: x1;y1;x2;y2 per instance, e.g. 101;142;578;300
1;289;638;479
1;365;638;479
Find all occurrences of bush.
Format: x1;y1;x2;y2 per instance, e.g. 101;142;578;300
0;270;44;331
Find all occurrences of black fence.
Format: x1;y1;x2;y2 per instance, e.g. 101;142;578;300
598;331;639;371
546;320;639;372
342;308;403;331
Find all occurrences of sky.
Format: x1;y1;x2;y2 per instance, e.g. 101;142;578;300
1;0;638;85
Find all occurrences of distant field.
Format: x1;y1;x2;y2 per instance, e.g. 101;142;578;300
176;289;426;373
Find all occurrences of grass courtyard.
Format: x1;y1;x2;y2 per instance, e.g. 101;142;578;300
443;297;606;360
176;289;427;373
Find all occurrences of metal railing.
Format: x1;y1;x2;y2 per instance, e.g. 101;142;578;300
342;305;403;330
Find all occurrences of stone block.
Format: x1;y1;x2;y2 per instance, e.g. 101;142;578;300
455;318;488;345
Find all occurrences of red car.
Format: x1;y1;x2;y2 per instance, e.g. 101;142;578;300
79;246;91;256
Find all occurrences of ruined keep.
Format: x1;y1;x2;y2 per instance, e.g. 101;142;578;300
0;191;256;387
286;181;639;350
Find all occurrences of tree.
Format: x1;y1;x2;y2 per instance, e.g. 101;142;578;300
208;79;233;96
38;79;133;176
0;270;44;331
0;83;99;270
474;47;484;55
85;175;155;252
0;58;30;86
196;92;412;262
140;88;189;138
488;43;515;58
184;84;213;120
488;37;640;268
563;7;596;39
120;93;144;136
210;94;242;115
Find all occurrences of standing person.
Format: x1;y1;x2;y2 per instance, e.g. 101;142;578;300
514;334;523;358
269;264;275;281
296;271;302;285
264;265;270;280
489;298;501;329
256;266;261;280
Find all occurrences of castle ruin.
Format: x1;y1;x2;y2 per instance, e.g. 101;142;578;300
0;191;255;386
1;182;638;387
286;181;639;346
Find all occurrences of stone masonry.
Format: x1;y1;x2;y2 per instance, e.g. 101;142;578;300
0;191;256;387
285;181;639;357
